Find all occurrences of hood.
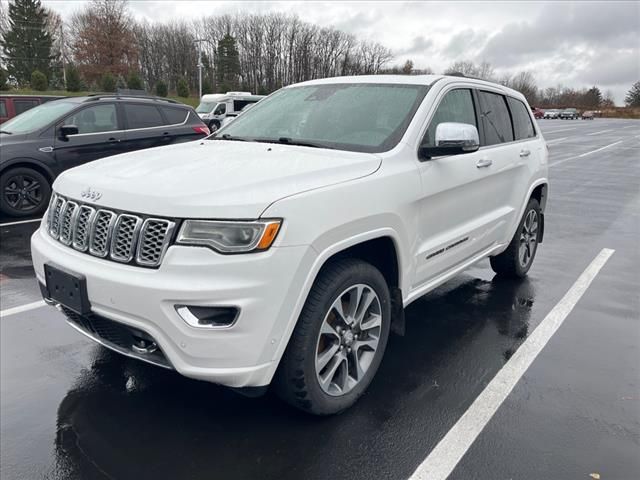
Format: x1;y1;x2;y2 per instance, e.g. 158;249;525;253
54;140;382;218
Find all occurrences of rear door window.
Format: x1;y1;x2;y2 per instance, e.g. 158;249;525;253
507;97;536;140
477;91;514;146
160;106;188;125
65;104;119;134
123;103;164;129
14;99;39;115
422;89;477;148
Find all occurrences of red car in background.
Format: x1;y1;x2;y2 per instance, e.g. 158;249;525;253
531;107;544;119
0;95;65;123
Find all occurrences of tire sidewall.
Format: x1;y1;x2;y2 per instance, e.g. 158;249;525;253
295;262;391;414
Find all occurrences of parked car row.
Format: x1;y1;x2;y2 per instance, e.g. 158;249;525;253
0;95;209;216
541;107;594;120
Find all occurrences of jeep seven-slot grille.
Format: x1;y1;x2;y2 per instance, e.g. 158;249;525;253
47;194;175;268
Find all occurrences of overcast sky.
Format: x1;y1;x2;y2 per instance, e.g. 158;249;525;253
43;0;640;104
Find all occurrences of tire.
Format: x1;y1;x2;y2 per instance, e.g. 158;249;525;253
275;258;391;415
490;198;541;278
208;121;220;133
0;167;51;217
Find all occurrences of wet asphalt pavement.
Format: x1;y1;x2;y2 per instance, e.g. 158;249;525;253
1;119;639;480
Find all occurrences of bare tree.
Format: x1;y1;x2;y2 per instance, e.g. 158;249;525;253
69;0;138;85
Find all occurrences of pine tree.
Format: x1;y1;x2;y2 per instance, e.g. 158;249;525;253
216;34;240;91
584;86;602;108
0;0;53;85
176;77;189;97
127;71;143;90
155;80;168;97
65;63;82;92
625;81;640;107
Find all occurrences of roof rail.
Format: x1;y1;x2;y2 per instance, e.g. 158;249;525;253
85;93;179;104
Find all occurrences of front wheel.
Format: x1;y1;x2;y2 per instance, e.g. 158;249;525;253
490;198;541;278
275;258;391;415
208;120;220;133
0;167;51;217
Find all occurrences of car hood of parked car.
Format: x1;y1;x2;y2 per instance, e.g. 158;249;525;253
53;139;383;218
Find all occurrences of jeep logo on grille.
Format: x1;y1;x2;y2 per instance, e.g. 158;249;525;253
81;187;102;201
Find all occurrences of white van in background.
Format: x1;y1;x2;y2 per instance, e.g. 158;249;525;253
195;92;265;131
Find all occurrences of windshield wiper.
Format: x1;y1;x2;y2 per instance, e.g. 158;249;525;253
0;130;12;135
255;137;332;149
211;133;248;142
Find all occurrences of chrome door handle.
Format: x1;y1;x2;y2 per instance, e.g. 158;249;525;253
520;149;531;157
476;158;492;168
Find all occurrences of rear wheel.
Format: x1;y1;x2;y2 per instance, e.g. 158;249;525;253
208;120;220;133
275;258;391;415
490;198;541;278
0;167;51;217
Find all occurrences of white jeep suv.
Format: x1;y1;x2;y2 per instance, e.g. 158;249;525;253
31;75;548;415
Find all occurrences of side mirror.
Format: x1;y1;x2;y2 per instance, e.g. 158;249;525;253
420;122;480;159
59;124;79;140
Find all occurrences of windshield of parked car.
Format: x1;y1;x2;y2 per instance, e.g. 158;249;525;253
196;101;217;113
0;100;78;134
212;83;429;153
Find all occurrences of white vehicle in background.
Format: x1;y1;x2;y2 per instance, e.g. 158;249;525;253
32;75;549;415
195;92;265;131
543;109;561;119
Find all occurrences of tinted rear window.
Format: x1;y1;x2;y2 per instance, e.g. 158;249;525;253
507;97;536;140
123;104;164;129
14;100;39;115
161;106;188;124
477;91;514;146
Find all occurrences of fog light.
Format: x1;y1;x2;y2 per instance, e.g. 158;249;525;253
175;305;239;328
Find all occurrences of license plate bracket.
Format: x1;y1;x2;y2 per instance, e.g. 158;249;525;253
44;264;90;315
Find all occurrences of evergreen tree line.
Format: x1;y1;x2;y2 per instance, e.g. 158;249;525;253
1;0;639;108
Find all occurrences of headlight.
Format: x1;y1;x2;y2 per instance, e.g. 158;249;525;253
176;219;282;253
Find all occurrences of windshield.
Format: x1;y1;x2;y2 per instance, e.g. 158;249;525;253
214;83;429;153
196;102;217;113
0;101;78;134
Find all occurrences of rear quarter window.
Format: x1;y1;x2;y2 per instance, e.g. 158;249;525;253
160;106;188;125
507;97;536;140
477;91;514;146
123;103;164;129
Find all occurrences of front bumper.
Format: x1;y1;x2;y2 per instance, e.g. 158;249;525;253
31;226;316;387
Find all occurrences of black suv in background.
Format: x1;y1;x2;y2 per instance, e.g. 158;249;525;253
0;95;209;217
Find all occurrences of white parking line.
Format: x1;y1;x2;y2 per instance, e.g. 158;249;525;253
578;140;623;157
586;129;614;136
409;248;615;480
549;140;624;167
543;128;576;134
0;300;46;318
546;137;567;145
0;218;42;227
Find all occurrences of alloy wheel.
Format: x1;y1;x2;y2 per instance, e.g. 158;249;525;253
315;284;382;396
3;173;43;212
519;209;538;268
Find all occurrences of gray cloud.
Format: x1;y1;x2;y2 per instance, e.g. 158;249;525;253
481;2;640;67
42;0;639;104
443;29;489;57
396;35;434;56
